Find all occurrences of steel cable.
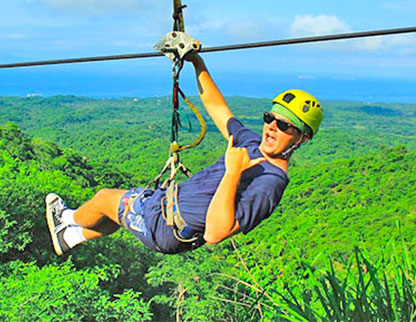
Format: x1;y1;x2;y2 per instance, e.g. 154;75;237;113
0;26;415;69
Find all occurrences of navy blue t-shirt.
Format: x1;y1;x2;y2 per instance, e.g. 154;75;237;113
138;117;289;254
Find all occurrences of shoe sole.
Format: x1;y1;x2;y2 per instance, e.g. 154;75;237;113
45;193;63;256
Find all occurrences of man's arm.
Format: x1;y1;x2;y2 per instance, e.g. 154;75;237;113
187;54;234;140
204;169;240;244
204;136;265;244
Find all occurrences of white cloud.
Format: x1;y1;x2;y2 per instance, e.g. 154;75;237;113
290;14;350;37
337;34;416;53
348;34;415;52
187;17;285;45
226;20;276;42
384;34;415;47
289;14;416;53
188;19;227;36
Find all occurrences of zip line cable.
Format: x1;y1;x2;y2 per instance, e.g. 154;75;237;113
0;26;416;69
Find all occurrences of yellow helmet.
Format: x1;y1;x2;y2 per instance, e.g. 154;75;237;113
272;89;323;137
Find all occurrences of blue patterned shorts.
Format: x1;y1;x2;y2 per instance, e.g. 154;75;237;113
118;188;160;252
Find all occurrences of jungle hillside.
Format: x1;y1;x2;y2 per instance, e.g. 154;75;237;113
0;95;415;321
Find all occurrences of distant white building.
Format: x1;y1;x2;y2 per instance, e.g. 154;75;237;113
27;93;42;97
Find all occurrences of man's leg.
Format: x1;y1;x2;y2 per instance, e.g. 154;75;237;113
46;188;128;255
73;188;126;230
75;188;127;241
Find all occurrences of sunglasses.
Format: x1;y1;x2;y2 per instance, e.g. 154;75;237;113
263;112;300;134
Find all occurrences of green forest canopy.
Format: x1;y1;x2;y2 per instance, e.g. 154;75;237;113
0;95;415;321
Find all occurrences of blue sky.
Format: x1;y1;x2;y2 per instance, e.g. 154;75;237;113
0;0;415;101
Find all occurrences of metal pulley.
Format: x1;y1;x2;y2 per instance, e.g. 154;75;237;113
154;31;201;65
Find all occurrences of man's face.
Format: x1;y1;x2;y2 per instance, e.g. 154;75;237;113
259;112;302;158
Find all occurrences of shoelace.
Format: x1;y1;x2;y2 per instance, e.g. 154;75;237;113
53;198;67;222
52;198;68;234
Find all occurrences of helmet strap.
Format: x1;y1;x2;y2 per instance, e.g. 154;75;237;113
277;129;305;160
278;143;300;160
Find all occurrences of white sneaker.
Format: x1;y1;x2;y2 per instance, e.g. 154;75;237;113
45;193;71;256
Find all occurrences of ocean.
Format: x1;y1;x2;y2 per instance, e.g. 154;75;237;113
0;65;415;104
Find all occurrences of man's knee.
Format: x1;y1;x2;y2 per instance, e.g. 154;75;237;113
93;188;127;223
95;188;112;199
94;217;120;235
96;188;127;199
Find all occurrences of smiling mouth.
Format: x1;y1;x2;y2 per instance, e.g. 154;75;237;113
265;133;276;144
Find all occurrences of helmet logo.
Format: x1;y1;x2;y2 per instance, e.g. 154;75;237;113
303;100;311;113
283;93;295;103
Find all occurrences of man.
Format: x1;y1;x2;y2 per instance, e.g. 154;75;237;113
46;53;323;255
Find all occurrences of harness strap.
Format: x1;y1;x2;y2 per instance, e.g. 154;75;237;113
173;0;186;32
123;1;203;244
161;181;200;243
121;180;200;243
120;189;145;228
164;181;176;226
175;87;207;152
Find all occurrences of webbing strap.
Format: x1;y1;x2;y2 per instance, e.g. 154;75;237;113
121;190;145;228
161;181;199;243
174;87;207;152
172;80;180;143
126;1;203;244
173;0;185;32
